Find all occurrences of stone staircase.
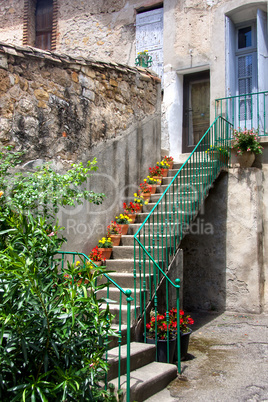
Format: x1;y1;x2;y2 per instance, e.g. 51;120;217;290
102;164;184;401
102;159;217;401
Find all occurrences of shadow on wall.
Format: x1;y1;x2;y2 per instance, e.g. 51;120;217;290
180;171;228;314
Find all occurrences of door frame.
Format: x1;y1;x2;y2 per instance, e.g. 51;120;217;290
182;70;210;153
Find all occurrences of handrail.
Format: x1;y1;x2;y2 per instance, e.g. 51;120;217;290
133;116;232;373
215;90;268;135
57;251;132;402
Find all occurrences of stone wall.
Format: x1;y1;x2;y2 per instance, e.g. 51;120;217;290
0;42;161;251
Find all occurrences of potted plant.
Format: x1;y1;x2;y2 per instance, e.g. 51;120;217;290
144;176;161;194
135;50;153;68
145;308;194;362
133;192;149;210
115;214;132;235
123;201;141;223
98;237;113;260
89;246;105;266
139;181;152;201
163;155;174;169
169;308;194;361
231;127;263;167
156;160;170;177
106;221;122;246
149;165;164;182
205;145;229;163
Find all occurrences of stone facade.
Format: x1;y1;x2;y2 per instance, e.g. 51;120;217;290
0;42;160;163
1;0;267;159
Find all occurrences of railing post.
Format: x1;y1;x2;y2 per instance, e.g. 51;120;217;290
126;289;132;402
175;278;181;374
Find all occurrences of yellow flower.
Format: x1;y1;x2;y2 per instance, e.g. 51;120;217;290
144;179;146;182
134;193;138;197
145;201;148;205
0;191;3;197
76;261;80;266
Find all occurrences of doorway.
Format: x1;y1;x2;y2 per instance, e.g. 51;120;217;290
182;71;210;153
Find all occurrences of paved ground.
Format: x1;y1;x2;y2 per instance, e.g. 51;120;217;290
146;311;268;401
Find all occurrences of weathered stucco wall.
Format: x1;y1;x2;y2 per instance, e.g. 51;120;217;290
0;42;161;251
0;0;24;45
181;162;268;314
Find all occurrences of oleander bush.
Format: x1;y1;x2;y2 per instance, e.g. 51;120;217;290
0;147;117;401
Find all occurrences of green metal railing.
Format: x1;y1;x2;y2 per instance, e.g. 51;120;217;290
215;91;268;134
57;251;133;402
133;116;232;373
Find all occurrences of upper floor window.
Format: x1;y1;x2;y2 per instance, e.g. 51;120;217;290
238;26;252;49
23;0;57;51
35;0;53;50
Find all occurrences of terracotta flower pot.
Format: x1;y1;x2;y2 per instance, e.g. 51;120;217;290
98;248;112;260
150;185;157;195
118;224;129;235
92;260;103;267
166;161;173;169
126;213;136;223
162;169;168;177
110;234;121;246
152;175;162;184
141;192;151;201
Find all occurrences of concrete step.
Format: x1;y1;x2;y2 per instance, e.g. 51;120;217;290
103;303;139;325
107;342;156;381
105;259;166;272
111;245;169;260
109;360;178;402
101;272;153;289
108;324;136;349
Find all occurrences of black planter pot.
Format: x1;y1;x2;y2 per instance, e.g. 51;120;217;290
146;336;176;363
173;329;192;361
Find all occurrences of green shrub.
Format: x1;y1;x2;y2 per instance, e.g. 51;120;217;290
0;147;116;401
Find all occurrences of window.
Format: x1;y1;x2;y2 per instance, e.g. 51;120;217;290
35;0;53;50
136;6;163;78
23;0;57;51
238;26;252;49
236;22;257;124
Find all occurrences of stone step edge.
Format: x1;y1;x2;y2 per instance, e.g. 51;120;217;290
109;361;178;401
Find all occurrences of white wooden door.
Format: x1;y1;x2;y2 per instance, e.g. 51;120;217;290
136;8;163;78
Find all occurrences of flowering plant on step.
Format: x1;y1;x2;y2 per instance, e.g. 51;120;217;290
163;155;174;162
98;237;113;248
156;160;170;170
115;214;132;224
231;128;263;155
139;181;152;194
146;308;194;339
149;165;164;177
106;221;122;236
145;176;161;185
123;201;141;214
134;193;149;206
89;246;104;262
